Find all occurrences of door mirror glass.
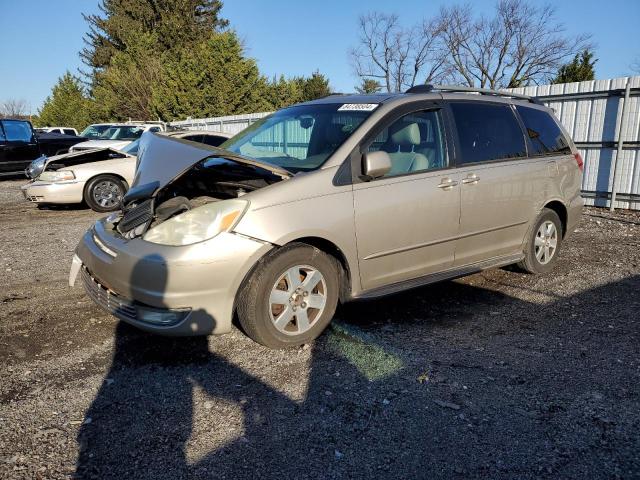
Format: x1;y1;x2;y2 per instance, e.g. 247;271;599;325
362;151;391;179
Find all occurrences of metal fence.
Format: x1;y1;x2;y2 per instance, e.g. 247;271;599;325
170;76;640;210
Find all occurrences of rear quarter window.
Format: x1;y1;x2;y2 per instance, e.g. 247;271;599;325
450;102;526;164
515;105;571;155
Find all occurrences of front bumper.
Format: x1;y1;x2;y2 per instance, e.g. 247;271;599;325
71;218;273;335
21;180;84;204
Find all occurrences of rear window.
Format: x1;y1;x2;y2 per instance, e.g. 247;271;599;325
450;102;526;164
516;106;571;156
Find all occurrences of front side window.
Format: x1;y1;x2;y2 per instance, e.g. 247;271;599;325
0;120;33;142
450;102;526;164
516;106;571;156
366;109;448;177
221;104;374;173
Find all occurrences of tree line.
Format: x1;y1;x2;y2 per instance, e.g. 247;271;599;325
36;0;331;130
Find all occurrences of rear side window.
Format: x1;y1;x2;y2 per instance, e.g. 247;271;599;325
516;106;571;155
63;129;75;136
450;102;526;164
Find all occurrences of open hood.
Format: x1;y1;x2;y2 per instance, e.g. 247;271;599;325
125;132;291;203
115;132;291;239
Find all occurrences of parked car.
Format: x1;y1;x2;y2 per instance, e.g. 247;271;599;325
70;86;583;348
22;131;232;212
35;127;79;136
35;131;88;157
70;123;166;152
0;119;39;176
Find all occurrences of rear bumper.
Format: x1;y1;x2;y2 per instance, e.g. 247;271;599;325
21;180;84;204
72;219;273;335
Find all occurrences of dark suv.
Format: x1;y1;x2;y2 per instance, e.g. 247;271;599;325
0;119;40;176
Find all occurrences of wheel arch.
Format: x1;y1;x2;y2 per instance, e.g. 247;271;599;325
283;236;353;303
543;199;568;238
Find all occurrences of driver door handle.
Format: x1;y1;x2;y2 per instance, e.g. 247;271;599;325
437;178;458;190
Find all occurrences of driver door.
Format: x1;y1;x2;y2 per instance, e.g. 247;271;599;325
352;105;461;291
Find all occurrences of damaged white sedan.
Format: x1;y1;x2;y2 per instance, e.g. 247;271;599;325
22;131;232;212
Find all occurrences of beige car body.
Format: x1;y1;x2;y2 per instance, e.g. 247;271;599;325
71;90;583;337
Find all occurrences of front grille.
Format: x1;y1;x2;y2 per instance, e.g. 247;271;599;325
117;199;153;235
81;266;190;326
81;267;137;321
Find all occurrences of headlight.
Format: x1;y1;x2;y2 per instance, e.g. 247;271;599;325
143;199;248;246
26;155;47;179
39;170;76;182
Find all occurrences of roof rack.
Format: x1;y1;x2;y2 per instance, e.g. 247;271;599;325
405;84;542;104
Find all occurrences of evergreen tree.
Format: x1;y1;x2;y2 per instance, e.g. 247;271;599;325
298;71;332;101
356;78;382;94
153;32;273;120
38;72;94;130
552;50;597;84
81;0;227;71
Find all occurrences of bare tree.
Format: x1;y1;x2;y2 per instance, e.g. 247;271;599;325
349;12;449;93
0;98;29;118
437;0;591;89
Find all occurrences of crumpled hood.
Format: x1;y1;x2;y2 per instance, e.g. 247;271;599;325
124;132;291;203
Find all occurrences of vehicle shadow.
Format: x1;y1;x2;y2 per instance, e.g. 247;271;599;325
75;256;640;479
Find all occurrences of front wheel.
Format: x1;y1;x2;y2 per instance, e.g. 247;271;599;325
237;243;339;348
518;208;563;274
84;175;126;212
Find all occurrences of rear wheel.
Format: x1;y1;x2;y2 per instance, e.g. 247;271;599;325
518;208;563;274
85;175;126;212
237;243;339;348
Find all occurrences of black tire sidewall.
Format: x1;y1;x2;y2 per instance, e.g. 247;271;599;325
85;175;125;212
238;244;339;348
524;209;563;274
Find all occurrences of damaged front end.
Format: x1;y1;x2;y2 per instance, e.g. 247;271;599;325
113;132;291;241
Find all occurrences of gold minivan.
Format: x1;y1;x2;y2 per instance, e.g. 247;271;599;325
70;86;583;348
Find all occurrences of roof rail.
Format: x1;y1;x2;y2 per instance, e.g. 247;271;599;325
405;84;542;104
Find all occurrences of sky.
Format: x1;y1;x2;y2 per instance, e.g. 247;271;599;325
1;0;639;114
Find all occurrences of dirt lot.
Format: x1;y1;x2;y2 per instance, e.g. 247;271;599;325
0;178;639;479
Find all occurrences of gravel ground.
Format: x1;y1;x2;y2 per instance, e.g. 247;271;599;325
0;178;639;479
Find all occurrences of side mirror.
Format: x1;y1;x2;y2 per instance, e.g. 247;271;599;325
362;151;391;180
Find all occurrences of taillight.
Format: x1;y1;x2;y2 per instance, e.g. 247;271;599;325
574;152;584;171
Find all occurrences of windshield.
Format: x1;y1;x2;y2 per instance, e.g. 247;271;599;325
220;103;375;172
99;126;144;141
80;125;111;138
120;138;140;155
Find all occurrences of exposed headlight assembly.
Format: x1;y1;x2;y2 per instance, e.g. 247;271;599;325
26;155;47;179
39;170;76;182
143;199;248;246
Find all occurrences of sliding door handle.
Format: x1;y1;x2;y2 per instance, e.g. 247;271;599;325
461;174;480;184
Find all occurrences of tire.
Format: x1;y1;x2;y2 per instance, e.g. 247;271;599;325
237;243;340;348
84;175;126;213
517;208;563;274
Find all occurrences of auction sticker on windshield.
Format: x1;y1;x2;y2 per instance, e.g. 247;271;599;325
338;103;379;111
